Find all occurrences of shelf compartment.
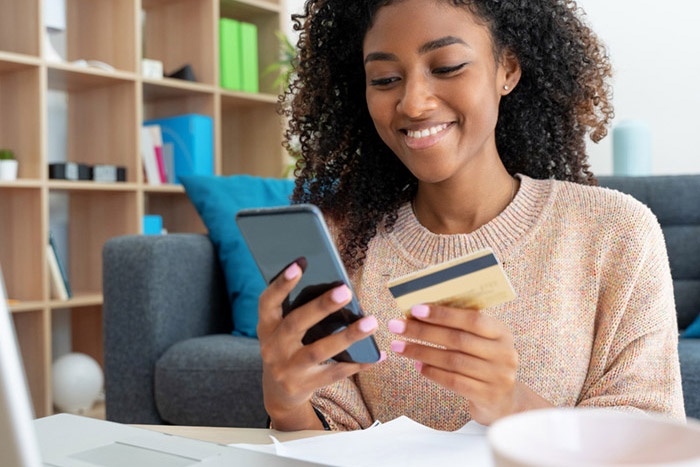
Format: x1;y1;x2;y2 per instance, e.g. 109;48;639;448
220;97;285;177
220;0;285;95
0;63;43;180
52;190;138;295
0;186;43;302
65;0;138;73
13;309;51;417
0;0;40;57
145;191;206;234
142;0;217;86
47;73;139;183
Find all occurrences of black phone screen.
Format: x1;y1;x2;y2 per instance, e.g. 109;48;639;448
236;204;381;363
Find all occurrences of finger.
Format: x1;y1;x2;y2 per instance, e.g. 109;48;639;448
409;304;506;340
307;357;382;390
414;359;493;399
296;314;380;365
257;262;303;336
388;317;506;360
391;340;493;382
280;283;354;338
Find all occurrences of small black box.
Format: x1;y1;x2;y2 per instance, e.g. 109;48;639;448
49;162;91;181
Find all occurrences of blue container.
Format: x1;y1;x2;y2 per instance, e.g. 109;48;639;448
612;120;652;176
144;114;214;183
143;215;163;235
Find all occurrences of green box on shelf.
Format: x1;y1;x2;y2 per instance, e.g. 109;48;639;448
219;18;242;90
143;114;214;184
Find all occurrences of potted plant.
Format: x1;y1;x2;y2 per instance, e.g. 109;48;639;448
0;148;18;181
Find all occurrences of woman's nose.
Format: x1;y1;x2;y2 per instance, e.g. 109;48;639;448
397;75;438;118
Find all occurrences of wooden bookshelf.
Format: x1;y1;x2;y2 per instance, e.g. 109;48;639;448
0;0;287;417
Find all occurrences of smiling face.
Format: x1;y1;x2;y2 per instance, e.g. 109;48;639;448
363;0;518;185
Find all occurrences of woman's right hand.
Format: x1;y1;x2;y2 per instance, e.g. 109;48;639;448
257;261;382;431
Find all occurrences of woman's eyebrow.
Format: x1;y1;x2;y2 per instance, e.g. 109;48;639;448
364;36;470;64
418;36;469;54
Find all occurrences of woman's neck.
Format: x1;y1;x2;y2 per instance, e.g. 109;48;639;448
412;169;518;235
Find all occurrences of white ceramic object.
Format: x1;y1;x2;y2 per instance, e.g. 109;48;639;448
0;159;18;181
488;408;700;467
51;352;103;414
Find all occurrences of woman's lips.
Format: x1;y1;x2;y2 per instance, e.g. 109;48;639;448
403;122;453;150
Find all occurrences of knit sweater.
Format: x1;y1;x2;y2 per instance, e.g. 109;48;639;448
311;175;685;431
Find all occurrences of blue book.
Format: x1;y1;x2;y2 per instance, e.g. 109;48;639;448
143;114;214;183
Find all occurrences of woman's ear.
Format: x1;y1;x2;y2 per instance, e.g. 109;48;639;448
500;49;522;95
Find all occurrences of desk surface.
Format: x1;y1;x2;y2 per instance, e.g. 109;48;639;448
134;424;330;445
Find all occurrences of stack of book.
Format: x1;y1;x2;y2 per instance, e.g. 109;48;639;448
141;114;214;185
219;18;259;93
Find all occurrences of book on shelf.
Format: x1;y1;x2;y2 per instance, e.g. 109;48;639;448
162;142;176;184
49;231;72;298
240;21;259;93
47;244;69;301
146;124;168;183
219;18;258;93
140;124;162;185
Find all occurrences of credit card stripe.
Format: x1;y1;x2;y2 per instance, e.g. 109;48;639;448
388;254;498;298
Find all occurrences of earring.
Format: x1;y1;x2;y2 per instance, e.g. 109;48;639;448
503;85;509;91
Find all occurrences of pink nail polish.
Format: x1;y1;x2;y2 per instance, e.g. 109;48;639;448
284;263;301;280
411;304;430;318
331;285;351;303
358;315;378;333
415;361;423;372
390;340;406;353
387;319;406;334
377;351;388;363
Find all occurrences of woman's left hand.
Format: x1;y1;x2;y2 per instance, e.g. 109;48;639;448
388;304;551;425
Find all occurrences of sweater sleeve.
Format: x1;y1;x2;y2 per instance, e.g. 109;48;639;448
576;201;685;421
311;375;374;431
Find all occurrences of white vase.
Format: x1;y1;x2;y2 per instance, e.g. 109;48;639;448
0;160;18;181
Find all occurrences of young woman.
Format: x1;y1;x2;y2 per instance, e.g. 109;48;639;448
257;0;685;431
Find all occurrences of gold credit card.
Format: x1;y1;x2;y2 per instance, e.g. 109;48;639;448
388;248;516;314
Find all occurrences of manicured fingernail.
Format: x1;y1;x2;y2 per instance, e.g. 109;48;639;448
388;319;406;334
415;361;423;372
331;284;351;303
390;340;406;353
411;304;430;318
378;351;388;363
358;315;378;333
284;263;301;280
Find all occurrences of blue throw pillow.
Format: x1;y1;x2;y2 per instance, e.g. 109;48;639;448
682;314;700;338
181;174;294;337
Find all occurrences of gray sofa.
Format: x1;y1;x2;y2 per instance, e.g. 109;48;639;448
102;175;700;426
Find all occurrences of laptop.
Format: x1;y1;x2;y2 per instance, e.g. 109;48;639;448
0;267;324;467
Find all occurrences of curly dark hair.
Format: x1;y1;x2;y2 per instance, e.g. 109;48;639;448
280;0;614;271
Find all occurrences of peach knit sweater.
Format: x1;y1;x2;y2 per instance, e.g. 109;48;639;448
312;175;685;431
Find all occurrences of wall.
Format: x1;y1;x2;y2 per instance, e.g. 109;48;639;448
284;0;700;175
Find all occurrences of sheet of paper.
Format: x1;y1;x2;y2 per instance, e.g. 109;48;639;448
231;416;494;467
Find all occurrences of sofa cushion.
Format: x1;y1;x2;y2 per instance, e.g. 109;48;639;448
679;339;700;419
683;315;700;338
181;174;294;337
154;334;267;427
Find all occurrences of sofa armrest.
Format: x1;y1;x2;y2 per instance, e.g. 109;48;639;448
102;233;230;424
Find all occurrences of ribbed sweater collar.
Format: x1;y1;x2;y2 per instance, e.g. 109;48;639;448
385;174;554;265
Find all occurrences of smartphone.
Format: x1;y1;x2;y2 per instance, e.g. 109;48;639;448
236;204;381;363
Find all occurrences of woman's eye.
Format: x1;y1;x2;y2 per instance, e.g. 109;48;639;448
433;62;468;75
369;76;400;87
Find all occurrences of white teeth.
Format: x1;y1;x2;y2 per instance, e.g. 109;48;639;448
407;123;448;139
